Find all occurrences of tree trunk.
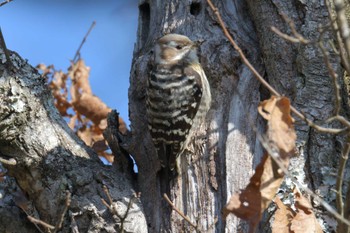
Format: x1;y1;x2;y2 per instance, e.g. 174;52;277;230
129;0;347;232
130;0;264;232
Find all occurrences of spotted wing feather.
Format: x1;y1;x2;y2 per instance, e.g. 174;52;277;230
146;64;203;170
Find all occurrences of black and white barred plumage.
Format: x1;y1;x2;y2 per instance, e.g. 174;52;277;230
146;34;211;171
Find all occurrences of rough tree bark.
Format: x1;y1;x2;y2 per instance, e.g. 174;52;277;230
0;0;348;232
129;0;348;232
0;51;147;232
247;1;349;231
130;0;263;232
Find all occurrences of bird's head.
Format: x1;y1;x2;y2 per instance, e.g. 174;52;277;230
154;34;199;65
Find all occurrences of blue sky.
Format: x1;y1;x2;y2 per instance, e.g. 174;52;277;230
0;0;138;125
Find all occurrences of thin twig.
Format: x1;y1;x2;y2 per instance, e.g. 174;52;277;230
274;13;343;116
163;193;198;230
271;13;311;44
282;13;311;44
335;115;350;128
101;198;113;211
101;185;137;233
206;0;345;134
121;194;137;230
0;0;13;7
27;215;55;230
101;186;124;223
336;133;350;229
271;26;304;43
103;185;114;204
53;191;71;233
72;21;96;62
342;180;350;233
206;0;278;96
334;0;350;64
325;0;350;75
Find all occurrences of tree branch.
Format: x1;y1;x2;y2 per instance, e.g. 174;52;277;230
0;0;13;7
336;133;350;232
0;46;146;232
73;21;96;63
163;194;198;230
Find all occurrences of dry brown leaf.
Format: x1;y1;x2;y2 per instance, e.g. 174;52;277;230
258;96;296;159
40;59;128;162
37;63;55;76
272;197;294;233
77;126;105;146
74;60;92;94
271;187;322;233
54;95;71;116
77;126;93;146
223;153;285;229
290;187;323;233
53;70;68;90
258;96;277;120
69;59;92;101
224;96;296;229
68;114;78;130
294;187;313;213
36;63;47;71
72;92;111;125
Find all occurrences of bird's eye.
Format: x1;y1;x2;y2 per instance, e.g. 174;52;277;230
176;45;183;50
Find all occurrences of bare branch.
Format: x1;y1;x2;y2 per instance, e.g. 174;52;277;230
336;133;350;232
0;0;13;7
271;13;311;44
27;216;55;231
334;0;350;63
282;13;311;44
271;26;305;43
53;191;71;233
163;193;198;230
343;180;350;233
72;21;96;63
206;0;279;97
101;185;137;232
325;0;350;75
103;185;114;205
